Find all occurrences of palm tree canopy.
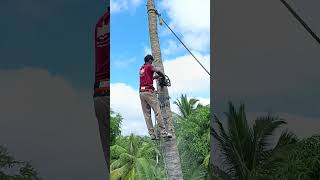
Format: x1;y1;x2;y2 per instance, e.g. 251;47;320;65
0;145;42;180
110;135;166;180
256;135;320;180
212;102;297;180
174;94;200;119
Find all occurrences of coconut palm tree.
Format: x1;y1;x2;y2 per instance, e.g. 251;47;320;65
172;102;211;180
110;109;122;146
174;94;199;120
0;145;42;180
211;102;297;180
257;135;320;180
146;0;183;179
110;134;166;180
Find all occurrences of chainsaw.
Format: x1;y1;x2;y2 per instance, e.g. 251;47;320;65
159;75;171;87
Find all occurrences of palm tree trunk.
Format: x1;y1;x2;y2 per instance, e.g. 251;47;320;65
146;0;184;179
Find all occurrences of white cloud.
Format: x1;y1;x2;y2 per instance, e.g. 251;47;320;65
144;46;152;55
111;0;143;13
110;83;148;135
196;97;211;106
162;39;180;56
171;96;210;115
159;0;210;52
111;0;128;13
131;0;142;6
110;83;210;136
162;52;210;97
181;31;210;53
111;50;210;136
160;0;210;31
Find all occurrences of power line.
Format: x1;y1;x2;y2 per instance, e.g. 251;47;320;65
280;0;320;45
156;11;211;76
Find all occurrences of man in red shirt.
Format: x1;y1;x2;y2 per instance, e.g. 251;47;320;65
140;54;172;140
93;4;110;172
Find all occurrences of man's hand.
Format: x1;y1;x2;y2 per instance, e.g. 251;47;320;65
157;71;166;79
153;75;160;80
152;65;166;79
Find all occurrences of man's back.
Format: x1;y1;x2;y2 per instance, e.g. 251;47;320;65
140;63;154;91
94;7;110;92
93;6;110;171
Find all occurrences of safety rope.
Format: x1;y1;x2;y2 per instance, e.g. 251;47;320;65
280;0;320;45
155;11;211;76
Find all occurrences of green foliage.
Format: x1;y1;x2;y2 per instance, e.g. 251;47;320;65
0;145;41;180
177;105;210;163
174;94;211;180
174;94;199;120
110;135;166;180
212;102;297;180
111;110;122;146
256;135;320;180
111;94;211;180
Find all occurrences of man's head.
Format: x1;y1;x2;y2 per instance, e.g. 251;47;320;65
144;54;154;64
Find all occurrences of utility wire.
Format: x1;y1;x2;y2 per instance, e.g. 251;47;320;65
156;11;211;76
280;0;320;45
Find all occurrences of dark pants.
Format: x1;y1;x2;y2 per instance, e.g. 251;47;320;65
93;95;110;174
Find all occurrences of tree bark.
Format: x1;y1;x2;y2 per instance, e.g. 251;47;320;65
146;0;184;179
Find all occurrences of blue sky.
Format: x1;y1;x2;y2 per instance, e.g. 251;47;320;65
110;0;195;87
110;0;211;135
110;4;148;87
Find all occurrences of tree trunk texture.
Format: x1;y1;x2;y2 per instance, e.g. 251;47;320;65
146;0;184;179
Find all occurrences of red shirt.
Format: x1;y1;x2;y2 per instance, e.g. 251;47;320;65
94;7;110;91
140;63;155;92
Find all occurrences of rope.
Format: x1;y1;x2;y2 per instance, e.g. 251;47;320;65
280;0;320;45
155;11;211;76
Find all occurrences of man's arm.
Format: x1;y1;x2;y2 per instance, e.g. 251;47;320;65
153;74;160;80
152;66;165;79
